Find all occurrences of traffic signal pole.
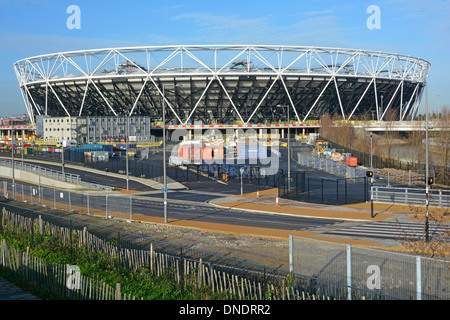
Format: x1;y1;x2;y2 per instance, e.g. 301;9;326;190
366;171;374;218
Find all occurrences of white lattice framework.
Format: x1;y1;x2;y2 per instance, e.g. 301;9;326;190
14;45;430;124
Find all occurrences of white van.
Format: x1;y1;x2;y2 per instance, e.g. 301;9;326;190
61;140;78;148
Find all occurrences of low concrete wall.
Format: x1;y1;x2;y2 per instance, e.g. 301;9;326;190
0;166;86;190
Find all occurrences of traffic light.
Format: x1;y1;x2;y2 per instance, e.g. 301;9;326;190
427;177;433;186
366;171;373;178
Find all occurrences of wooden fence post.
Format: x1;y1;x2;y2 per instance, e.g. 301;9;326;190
116;283;121;300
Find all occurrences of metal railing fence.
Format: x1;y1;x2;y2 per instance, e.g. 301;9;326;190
372;186;450;208
289;235;449;300
0;159;113;191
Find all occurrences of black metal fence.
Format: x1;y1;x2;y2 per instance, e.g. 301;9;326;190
278;171;369;205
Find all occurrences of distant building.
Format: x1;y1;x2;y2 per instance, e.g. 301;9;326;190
38;115;152;143
0;116;35;142
1;118;27;126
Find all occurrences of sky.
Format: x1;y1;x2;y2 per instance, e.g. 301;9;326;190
0;0;449;118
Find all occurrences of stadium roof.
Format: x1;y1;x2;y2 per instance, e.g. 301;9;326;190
14;45;430;124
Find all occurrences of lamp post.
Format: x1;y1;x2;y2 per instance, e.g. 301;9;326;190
162;84;168;223
424;84;430;242
370;132;373;170
126;116;129;190
277;105;290;190
240;167;245;196
11;127;15;199
370;132;373;218
61;142;65;180
161;83;182;223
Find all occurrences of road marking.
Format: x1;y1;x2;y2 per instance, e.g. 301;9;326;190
324;221;450;240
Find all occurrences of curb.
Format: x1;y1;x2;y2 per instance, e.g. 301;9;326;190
206;199;383;222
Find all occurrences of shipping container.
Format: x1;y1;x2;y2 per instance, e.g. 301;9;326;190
213;146;224;161
191;145;202;163
346;156;357;167
202;146;213;160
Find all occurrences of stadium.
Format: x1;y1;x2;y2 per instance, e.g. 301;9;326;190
13;45;431;127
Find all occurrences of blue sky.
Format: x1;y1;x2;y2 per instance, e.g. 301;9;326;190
0;0;448;117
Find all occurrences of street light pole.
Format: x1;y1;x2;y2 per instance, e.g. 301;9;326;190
126;116;129;191
163;84;168;223
424;84;430;242
11;127;15;199
240;167;244;196
370;132;374;218
61;143;65;180
277;105;291;190
288;105;290;191
161;83;181;223
370;132;373;170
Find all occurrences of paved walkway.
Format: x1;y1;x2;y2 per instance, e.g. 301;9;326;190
209;188;450;223
0;276;40;300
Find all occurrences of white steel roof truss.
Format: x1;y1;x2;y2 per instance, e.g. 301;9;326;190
19;86;35;121
374;78;379;120
91;51;114;75
48;54;66;78
251;48;278;73
78;79;90;116
63;54;89;77
183;48;214;73
333;77;345;120
380;80;403;120
360;53;375;77
280;77;300;122
13;45;431;122
150;48;181;74
311;49;332;74
128;77;149;116
183;76;215;125
399;81;403;119
48;82;71;117
90;80;118;116
347;78;374;120
218;47;248;73
401;82;420;120
335;53;356;75
23;84;40;115
215;77;244;123
246;75;280;124
116;51;148;75
302;76;333;122
377;55;394;78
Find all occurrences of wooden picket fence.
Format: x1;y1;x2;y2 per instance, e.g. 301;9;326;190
0;239;136;300
0;207;344;300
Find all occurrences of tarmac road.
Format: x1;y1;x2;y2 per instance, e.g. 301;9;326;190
2;152;448;245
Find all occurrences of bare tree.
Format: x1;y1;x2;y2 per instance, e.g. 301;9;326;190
405;130;425;166
434;105;450;185
318;113;333;139
380;109;401;161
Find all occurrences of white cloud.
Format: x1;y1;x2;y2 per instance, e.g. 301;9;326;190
171;10;358;48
